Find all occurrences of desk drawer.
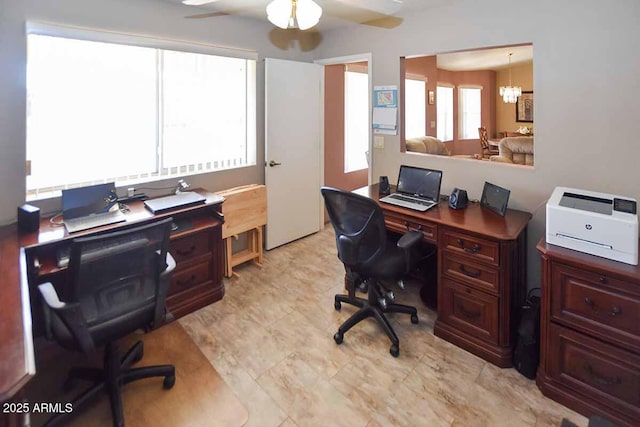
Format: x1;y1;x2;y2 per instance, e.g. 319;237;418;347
442;254;500;294
547;323;640;415
441;230;499;266
170;231;212;264
170;259;213;296
383;210;436;243
440;278;499;344
551;263;640;352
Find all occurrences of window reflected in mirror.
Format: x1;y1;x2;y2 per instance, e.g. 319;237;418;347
401;44;533;167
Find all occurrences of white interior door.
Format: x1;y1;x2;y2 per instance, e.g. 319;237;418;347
265;58;322;250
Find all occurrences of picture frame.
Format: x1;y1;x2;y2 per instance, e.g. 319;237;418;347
516;91;533;122
428;90;435;105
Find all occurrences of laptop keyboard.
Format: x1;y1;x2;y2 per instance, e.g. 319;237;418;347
388;194;434;207
64;210;126;233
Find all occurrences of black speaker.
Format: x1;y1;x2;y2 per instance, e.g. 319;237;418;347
17;204;40;233
448;188;468;210
379;176;390;196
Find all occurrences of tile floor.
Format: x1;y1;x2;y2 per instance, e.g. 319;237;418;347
180;226;588;427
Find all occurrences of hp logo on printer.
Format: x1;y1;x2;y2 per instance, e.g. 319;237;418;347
585;224;592;230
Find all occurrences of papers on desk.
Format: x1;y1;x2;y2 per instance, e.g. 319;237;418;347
373;85;398;135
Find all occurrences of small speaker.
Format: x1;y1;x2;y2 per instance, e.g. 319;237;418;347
17;204;40;233
379;176;390;196
449;188;468;210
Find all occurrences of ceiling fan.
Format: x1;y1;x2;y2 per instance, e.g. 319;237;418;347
181;0;405;30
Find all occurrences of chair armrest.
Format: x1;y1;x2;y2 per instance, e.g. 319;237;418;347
397;230;423;249
38;282;95;352
162;252;176;277
38;282;66;310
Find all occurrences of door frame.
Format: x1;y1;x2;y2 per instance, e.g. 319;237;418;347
315;53;374;192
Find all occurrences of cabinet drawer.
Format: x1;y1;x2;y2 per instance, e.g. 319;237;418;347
442;254;500;294
548;323;640;415
441;230;499;266
170;232;212;264
169;259;213;295
551;263;640;352
383;211;437;243
439;278;499;344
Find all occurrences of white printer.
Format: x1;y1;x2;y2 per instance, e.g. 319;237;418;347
546;187;638;265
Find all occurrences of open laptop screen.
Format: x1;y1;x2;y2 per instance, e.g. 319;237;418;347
62;183;118;220
396;165;443;201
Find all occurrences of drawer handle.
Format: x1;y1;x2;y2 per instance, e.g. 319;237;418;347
459;265;482;278
404;221;423;232
176;274;197;288
584;365;622;386
457;304;481;319
176;245;196;256
599;276;608;284
584;297;623;317
457;238;481;254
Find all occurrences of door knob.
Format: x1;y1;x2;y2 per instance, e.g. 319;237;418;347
268;160;282;167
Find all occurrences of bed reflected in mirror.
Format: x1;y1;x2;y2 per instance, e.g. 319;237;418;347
400;43;534;167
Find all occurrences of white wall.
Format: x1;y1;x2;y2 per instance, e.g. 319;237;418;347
0;0;315;223
2;0;639;288
314;0;640;288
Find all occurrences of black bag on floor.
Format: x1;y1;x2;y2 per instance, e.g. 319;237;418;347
514;288;540;379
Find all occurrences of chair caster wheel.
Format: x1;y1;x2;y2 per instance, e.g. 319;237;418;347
163;375;176;389
334;332;343;345
334;300;341;311
411;314;419;324
390;344;399;357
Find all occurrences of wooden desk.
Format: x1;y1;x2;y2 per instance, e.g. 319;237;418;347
354;184;531;367
537;237;640;427
0;189;226;406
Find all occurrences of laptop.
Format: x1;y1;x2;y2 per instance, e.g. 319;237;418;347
62;183;126;233
380;165;443;212
143;191;206;214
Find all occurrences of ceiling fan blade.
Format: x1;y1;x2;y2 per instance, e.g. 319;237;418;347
185;11;231;19
182;0;221;5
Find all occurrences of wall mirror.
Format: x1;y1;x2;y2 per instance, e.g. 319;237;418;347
400;43;534;167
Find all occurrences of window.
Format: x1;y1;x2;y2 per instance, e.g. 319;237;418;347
458;86;482;139
344;70;369;173
436;85;454;141
404;78;426;138
26;28;256;199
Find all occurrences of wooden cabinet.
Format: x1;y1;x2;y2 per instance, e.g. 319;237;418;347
166;218;224;320
435;227;527;367
537;238;640;427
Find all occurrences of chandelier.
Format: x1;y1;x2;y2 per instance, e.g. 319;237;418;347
267;0;323;30
499;53;522;103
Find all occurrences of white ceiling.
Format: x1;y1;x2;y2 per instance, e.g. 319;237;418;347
161;0;449;31
436;44;534;72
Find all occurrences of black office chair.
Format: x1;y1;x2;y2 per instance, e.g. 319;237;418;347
321;187;423;357
38;218;176;427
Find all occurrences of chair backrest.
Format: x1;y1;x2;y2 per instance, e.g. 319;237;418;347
66;218;172;329
321;187;387;269
478;127;490;149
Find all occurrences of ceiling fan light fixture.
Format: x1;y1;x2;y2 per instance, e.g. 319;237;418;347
267;0;293;29
267;0;322;30
295;0;322;30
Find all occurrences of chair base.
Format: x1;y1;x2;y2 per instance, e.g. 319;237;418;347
44;340;175;427
334;280;418;357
